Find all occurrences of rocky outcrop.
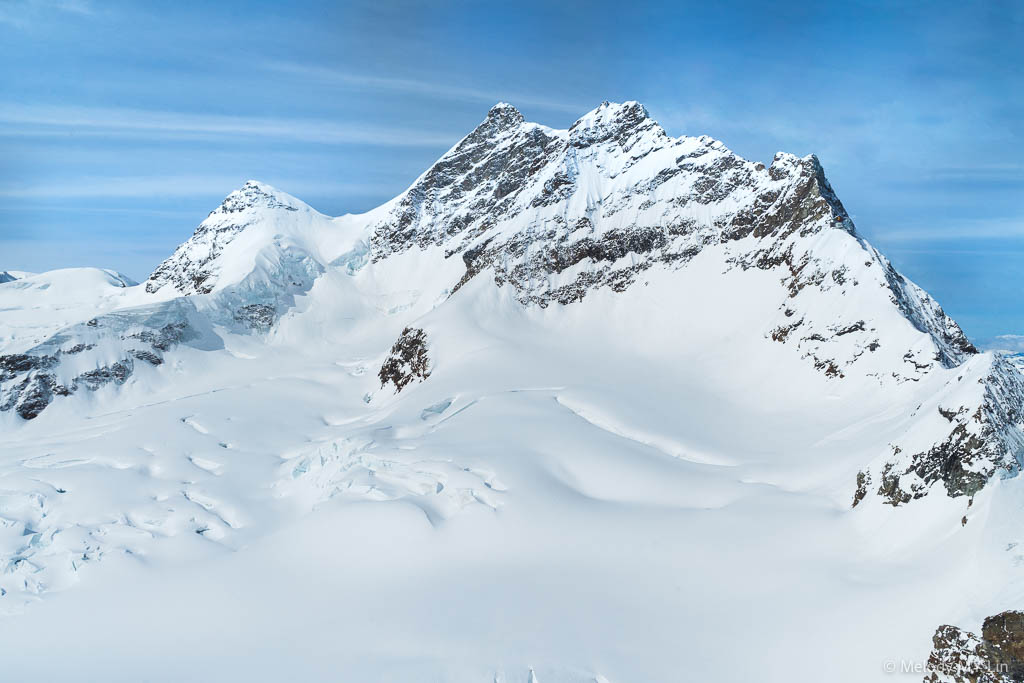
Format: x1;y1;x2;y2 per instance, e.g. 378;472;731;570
378;327;431;393
864;355;1024;506
233;303;277;331
0;313;201;420
0;354;133;420
924;611;1024;682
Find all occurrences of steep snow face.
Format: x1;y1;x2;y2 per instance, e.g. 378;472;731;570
1;101;1024;682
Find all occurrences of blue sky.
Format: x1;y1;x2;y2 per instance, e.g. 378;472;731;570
1;0;1021;345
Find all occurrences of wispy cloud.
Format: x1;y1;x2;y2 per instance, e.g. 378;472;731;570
0;175;398;200
50;0;92;14
0;103;461;147
872;217;1024;242
978;335;1024;353
0;0;93;29
263;61;591;115
924;164;1024;181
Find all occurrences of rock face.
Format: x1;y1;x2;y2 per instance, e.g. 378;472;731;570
862;355;1024;506
925;611;1024;682
371;102;860;308
378;327;431;393
0;271;17;284
0;350;134;420
983;612;1024;680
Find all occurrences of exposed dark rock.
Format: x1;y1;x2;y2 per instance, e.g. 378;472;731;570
75;359;133;391
835;321;866;336
813;357;843;379
379;327;431;393
14;374;57;420
64;343;94;354
233;303;277;331
852;470;870;508
869;357;1024;506
878;462;913;506
941;406;965;422
924;611;1024;682
129;322;192;351
983;612;1024;680
130;350;163;366
0;353;58;381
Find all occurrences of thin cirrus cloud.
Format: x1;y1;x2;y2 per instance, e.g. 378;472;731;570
0;176;398;200
0;0;93;28
980;335;1024;353
0;103;462;147
262;60;591;114
874;217;1024;243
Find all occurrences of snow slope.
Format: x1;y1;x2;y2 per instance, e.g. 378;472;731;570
0;268;138;353
0;102;1022;682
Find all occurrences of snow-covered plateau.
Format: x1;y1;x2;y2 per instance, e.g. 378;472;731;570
1;102;1023;682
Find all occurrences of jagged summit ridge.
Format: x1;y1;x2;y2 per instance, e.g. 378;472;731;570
366;101;977;373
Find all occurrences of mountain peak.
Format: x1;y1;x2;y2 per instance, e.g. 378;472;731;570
486;101;524;124
568;100;662;147
465;102;524;139
145;180;317;295
214;180;304;215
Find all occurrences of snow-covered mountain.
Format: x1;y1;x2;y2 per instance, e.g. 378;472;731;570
1;102;1022;682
